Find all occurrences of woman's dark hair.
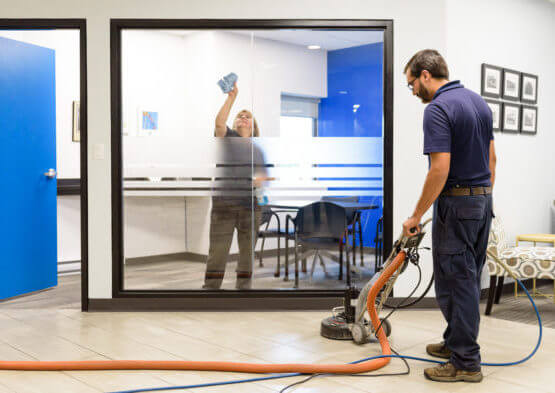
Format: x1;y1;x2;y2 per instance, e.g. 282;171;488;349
404;49;449;79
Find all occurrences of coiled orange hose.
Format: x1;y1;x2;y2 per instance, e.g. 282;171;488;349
0;251;406;373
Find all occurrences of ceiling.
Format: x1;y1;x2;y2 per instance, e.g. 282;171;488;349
163;29;384;51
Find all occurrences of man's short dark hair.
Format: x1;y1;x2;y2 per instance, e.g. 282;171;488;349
404;49;449;79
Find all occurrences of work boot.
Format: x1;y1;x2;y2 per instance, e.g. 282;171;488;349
426;341;452;359
424;362;483;383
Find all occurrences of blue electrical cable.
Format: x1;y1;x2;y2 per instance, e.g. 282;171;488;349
109;278;542;393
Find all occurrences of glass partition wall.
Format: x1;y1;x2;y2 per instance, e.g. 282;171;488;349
114;21;392;305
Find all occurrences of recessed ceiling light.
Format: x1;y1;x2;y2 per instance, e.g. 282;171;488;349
307;45;321;50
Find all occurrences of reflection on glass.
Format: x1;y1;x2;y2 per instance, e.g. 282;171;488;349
121;29;384;292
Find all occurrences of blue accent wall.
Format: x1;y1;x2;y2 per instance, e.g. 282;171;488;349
318;42;383;138
318;43;383;248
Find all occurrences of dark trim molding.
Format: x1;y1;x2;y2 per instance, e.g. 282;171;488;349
0;19;88;311
58;178;81;195
110;19;394;310
89;296;343;311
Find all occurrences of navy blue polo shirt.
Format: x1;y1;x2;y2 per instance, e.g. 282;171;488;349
423;80;493;188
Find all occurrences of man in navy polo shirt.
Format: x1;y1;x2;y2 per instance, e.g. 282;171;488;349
402;49;496;383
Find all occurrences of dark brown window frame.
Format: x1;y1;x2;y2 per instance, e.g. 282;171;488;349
108;19;393;311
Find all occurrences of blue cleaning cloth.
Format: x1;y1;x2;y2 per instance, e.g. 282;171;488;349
217;72;238;93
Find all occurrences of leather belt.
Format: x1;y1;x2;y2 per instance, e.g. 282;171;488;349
441;186;492;197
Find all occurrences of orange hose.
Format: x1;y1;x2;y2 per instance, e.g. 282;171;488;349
0;251;407;373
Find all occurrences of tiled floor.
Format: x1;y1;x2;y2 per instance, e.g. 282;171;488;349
0;307;552;393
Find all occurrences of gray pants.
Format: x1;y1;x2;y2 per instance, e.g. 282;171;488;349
203;201;260;289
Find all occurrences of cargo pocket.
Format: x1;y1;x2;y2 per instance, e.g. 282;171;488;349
436;245;469;280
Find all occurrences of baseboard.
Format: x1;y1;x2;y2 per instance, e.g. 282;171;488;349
384;278;551;309
87;296;342;311
385;297;438;308
126;247;377;265
480;277;551;299
125;253;189;264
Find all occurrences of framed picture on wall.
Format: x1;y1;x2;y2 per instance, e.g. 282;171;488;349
72;100;80;142
521;105;538;134
520;73;538;104
502;102;520;132
502;68;521;101
485;99;501;132
481;64;502;98
137;107;159;136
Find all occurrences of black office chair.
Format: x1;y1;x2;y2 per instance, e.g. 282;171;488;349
321;196;364;267
257;206;295;277
286;202;353;288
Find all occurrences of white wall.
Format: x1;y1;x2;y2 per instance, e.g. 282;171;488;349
8;0;553;300
0;30;82;265
443;0;555;289
394;0;555;296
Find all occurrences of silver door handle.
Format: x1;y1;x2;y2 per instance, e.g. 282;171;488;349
44;169;57;178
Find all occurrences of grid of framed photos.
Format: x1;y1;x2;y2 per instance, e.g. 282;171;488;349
481;64;538;134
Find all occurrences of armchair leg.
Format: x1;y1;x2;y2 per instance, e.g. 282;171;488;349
485;276;497;315
494;276;504;304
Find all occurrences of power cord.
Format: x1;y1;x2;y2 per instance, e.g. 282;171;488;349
383;247;434;309
278;347;410;393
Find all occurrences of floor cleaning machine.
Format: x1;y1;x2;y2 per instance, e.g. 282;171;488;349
321;219;432;344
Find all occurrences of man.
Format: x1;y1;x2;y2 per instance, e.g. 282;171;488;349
402;49;496;383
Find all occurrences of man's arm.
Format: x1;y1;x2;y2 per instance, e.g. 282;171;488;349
402;152;450;236
489;139;496;189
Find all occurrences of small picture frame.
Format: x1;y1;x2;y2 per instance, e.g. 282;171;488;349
481;64;502;98
72;100;80;142
484;99;501;132
520;105;537;134
501;102;520;133
137;107;159;136
502;68;521;101
520;73;538;104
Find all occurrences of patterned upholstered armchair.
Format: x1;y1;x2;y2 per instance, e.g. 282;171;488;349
485;217;555;315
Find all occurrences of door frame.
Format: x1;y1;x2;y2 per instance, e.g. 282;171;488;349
109;19;393;310
0;19;89;311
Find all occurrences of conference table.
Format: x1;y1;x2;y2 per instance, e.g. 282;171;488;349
265;200;379;286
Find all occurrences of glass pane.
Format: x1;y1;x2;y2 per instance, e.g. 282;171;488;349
121;28;385;292
252;29;384;290
121;29;255;290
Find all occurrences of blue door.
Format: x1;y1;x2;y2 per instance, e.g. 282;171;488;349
0;36;58;300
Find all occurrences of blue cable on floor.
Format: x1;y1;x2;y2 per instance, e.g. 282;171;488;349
109;278;542;393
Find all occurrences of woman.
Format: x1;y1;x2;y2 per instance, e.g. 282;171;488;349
203;83;265;290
